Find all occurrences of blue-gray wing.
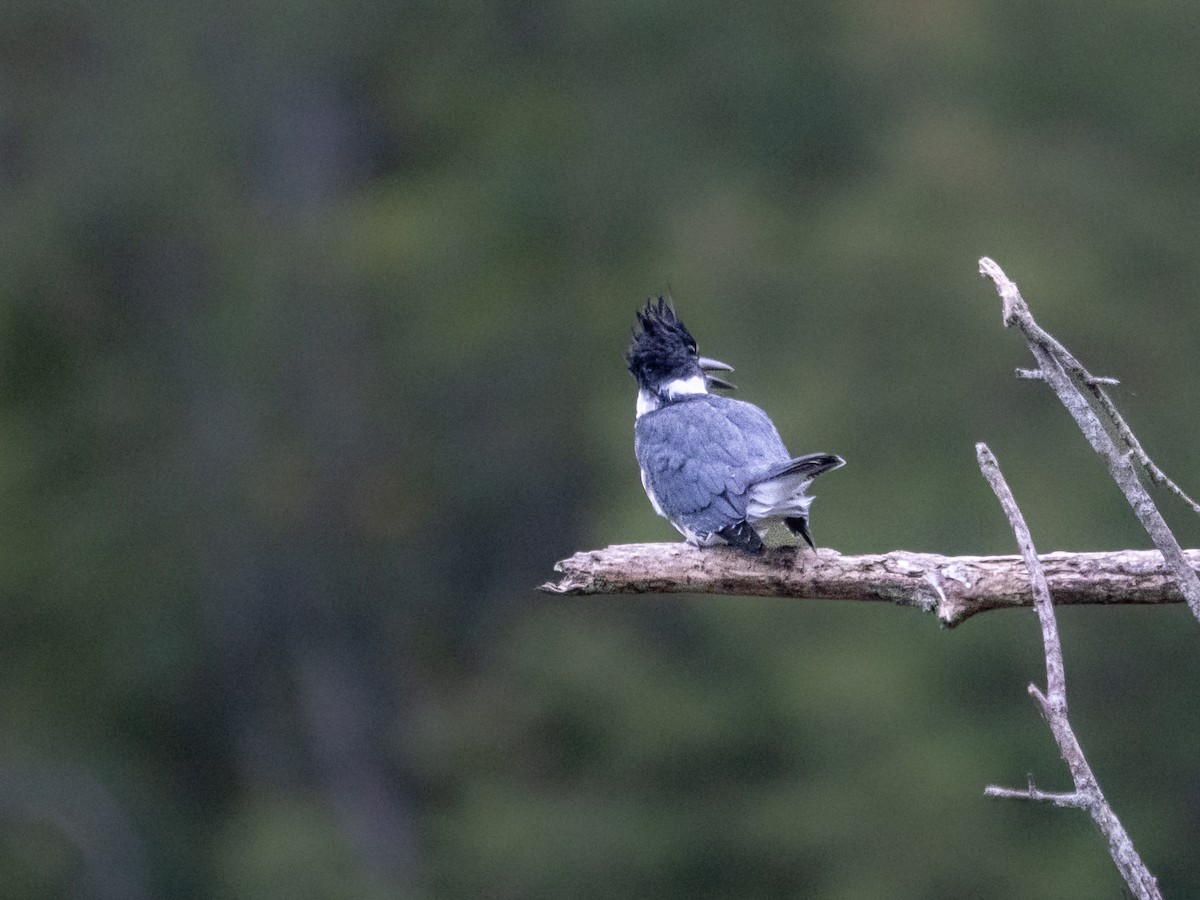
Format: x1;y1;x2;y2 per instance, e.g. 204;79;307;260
634;395;790;535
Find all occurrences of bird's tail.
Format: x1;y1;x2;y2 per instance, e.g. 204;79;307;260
745;454;845;549
761;453;845;482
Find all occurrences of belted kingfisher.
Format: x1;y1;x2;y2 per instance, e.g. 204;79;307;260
627;298;844;554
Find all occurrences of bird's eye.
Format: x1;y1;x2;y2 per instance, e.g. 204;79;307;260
689;344;698;356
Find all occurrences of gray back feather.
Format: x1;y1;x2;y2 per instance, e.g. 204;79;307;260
634;395;791;534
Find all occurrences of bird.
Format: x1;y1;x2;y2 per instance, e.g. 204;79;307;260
627;297;844;554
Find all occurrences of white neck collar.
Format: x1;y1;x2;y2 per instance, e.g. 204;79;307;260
635;375;708;418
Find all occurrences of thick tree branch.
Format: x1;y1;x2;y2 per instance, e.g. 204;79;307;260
976;443;1161;900
539;543;1200;627
979;257;1200;621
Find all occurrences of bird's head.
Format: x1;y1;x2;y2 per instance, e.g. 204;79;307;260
627;298;734;413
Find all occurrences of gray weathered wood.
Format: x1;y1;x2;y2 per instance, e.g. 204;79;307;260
539;543;1200;627
977;443;1161;899
980;256;1200;621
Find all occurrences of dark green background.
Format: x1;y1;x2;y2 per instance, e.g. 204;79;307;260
2;1;1199;897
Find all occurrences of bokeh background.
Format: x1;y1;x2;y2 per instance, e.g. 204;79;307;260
3;1;1200;897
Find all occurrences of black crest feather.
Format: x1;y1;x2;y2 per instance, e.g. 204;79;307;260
627;296;698;388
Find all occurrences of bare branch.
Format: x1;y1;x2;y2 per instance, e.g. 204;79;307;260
539;543;1200;627
976;443;1161;900
976;445;1066;705
1015;368;1119;386
984;781;1088;810
979;257;1200;620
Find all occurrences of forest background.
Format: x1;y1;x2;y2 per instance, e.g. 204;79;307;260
2;2;1200;898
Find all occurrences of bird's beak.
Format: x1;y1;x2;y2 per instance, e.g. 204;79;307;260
700;357;736;391
699;356;733;373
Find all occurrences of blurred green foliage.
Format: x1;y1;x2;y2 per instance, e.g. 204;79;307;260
1;0;1199;897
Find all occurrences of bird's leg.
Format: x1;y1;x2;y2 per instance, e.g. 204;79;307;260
717;522;766;554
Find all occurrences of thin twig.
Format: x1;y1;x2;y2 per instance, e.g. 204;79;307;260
979;257;1200;621
976;443;1161;900
976;445;1066;704
1015;368;1120;386
984;781;1088;809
